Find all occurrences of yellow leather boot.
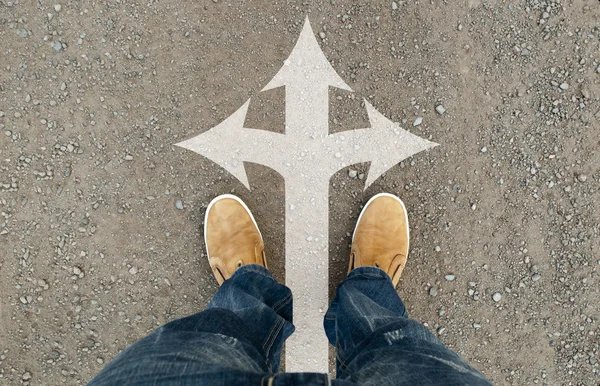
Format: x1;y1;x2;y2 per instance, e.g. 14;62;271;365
204;194;267;285
349;193;410;287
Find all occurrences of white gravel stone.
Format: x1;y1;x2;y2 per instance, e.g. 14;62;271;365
444;274;455;281
175;200;184;210
492;292;502;302
429;286;437;296
54;4;62;12
413;117;423;126
435;105;446;115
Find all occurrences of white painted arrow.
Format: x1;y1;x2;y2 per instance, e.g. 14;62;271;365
176;17;437;372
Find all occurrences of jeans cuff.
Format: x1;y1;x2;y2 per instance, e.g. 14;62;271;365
230;264;274;280
347;266;393;281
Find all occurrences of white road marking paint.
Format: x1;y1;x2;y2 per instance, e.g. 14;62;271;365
176;17;437;372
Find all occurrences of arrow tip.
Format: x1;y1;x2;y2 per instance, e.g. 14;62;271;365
175;101;253;191
263;17;352;92
362;100;439;190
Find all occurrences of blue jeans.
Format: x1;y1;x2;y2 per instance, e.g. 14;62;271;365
88;265;491;385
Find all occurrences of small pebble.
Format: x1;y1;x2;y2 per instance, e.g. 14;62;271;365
319;32;326;39
348;169;358;178
435;246;441;252
124;155;134;161
413;117;423;126
435;105;446;115
175;200;184;210
73;266;81;275
531;273;541;281
559;82;569;90
492;292;502;302
392;1;398;10
429;286;437;297
577;174;587;183
480;146;487;153
129;266;138;275
54;4;62;12
444;274;455;281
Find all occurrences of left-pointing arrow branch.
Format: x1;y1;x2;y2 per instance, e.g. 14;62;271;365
175;100;287;189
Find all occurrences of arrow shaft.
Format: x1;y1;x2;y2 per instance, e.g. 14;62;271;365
286;84;329;139
284;177;330;373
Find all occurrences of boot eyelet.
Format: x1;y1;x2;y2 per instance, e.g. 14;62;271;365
237;261;243;268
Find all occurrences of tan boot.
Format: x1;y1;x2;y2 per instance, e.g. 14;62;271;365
204;194;267;285
349;193;410;287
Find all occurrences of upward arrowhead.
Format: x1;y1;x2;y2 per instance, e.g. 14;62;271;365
175;101;252;189
263;17;352;92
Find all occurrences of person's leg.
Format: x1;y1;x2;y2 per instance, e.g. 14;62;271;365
88;195;294;385
89;265;293;385
324;193;492;385
325;267;491;385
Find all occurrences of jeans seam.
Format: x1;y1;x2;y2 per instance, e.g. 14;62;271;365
263;318;284;368
272;292;292;312
336;341;348;370
262;318;280;351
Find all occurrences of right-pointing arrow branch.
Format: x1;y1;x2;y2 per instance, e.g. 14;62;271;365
328;100;438;188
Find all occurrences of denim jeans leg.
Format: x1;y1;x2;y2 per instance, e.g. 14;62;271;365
88;264;294;385
324;266;492;386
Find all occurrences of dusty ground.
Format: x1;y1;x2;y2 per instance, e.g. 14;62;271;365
1;0;599;384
